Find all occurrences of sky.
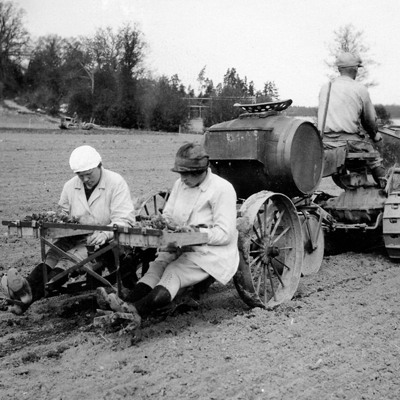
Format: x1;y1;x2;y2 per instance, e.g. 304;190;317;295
14;0;400;107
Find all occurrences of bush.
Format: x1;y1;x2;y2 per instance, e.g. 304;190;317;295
68;90;92;121
106;102;141;129
375;104;392;126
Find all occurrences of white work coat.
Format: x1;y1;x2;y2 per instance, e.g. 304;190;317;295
58;168;136;234
162;169;239;285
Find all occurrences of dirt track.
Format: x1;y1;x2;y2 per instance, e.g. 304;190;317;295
1;125;400;399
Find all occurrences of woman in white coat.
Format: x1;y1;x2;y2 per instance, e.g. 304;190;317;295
2;145;136;314
97;142;239;327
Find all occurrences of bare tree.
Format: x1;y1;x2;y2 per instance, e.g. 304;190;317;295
77;25;145;97
88;27;122;71
118;23;146;76
325;23;378;87
0;1;30;95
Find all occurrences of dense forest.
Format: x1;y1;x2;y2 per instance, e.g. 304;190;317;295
0;1;397;131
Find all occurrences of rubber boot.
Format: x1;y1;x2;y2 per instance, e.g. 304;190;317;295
134;285;172;317
104;285;171;317
25;264;67;301
192;276;215;300
119;248;157;288
122;282;152;303
119;252;139;289
5;268;33;305
3;264;47;309
4;264;49;315
2;268;32;315
4;264;68;315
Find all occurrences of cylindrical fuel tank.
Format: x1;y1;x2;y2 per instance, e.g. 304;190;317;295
203;114;324;199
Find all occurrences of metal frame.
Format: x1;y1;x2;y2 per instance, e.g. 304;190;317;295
38;223;122;296
2;220;208;299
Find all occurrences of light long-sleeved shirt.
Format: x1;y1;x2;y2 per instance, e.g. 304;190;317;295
59;168;136;238
318;75;378;140
162;169;239;284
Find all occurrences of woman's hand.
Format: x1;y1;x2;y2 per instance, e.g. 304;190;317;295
87;231;109;246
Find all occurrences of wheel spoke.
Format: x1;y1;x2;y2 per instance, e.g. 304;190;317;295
270;209;285;238
252;223;263;243
266;260;277;302
250;253;263;268
272;256;291;271
250;238;264;249
160;193;170;211
263;202;268;237
265;201;274;236
250;249;263;257
153;197;158;214
263;262;267;304
272;226;290;245
270;259;285;287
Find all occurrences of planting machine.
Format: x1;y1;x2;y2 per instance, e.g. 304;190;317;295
3;99;400;312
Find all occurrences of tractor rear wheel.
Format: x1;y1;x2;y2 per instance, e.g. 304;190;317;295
234;191;303;309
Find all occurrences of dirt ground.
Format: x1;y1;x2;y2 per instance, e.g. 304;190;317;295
1;104;400;399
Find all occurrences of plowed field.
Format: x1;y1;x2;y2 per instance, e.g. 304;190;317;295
0;105;399;399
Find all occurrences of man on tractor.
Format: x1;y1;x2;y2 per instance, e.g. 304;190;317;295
318;51;386;187
96;142;239;327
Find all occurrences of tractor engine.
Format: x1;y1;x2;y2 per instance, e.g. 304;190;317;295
203;100;324;200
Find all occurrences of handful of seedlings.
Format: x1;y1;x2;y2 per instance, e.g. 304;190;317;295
135;214;205;233
23;211;80;224
136;214;181;231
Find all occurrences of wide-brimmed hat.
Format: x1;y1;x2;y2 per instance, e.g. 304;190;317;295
171;143;209;173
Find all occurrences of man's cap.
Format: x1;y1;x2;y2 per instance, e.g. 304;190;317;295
69;145;102;173
335;52;363;68
171;143;209;173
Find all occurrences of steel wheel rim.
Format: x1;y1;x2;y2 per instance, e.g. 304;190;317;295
235;191;303;308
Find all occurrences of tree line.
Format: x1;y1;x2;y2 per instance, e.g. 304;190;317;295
0;2;394;131
0;1;279;132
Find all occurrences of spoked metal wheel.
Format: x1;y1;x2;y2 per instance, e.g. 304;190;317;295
135;189;171;218
234;191;303;309
299;212;324;276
